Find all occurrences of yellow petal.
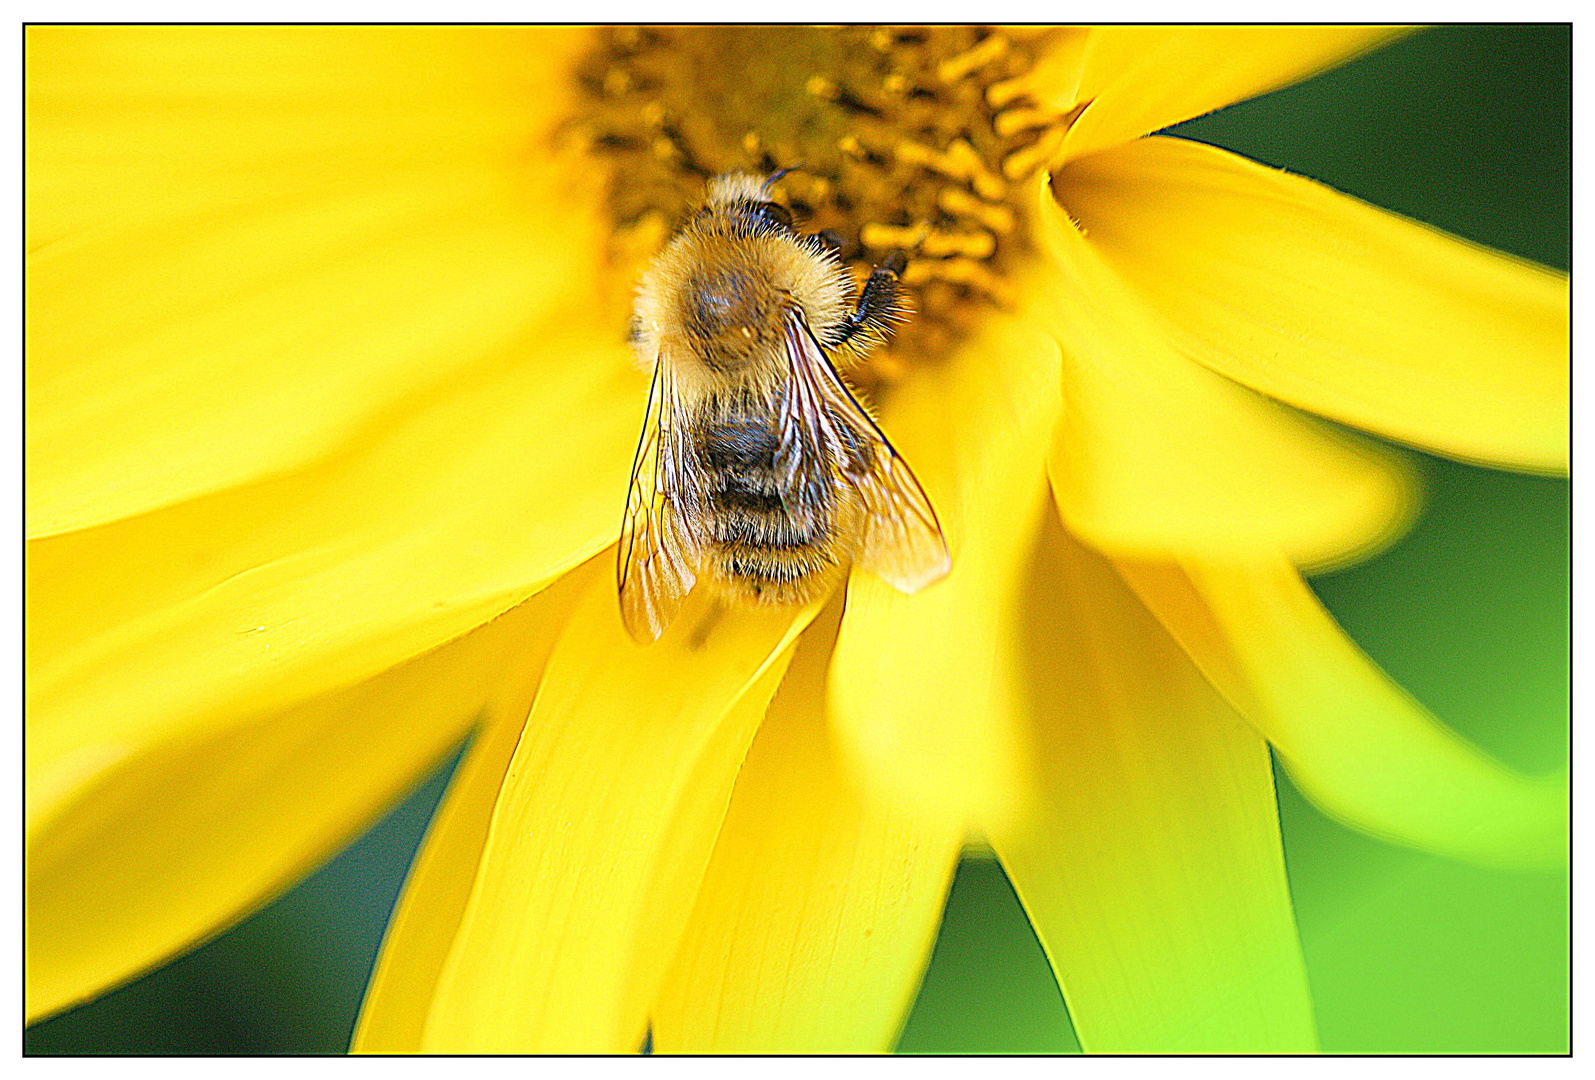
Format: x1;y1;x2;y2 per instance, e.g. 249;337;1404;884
990;513;1316;1052
1056;137;1570;473
827;268;1062;831
420;573;818;1052
653;602;964;1053
352;566;591;1054
25;576;578;1023
27;26;595;535
1117;554;1568;869
1055;27;1403;164
1036;173;1417;569
28;317;642;839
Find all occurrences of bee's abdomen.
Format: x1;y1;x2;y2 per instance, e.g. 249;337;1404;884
697;415;779;471
701;419;829;530
697;416;844;603
710;538;840;605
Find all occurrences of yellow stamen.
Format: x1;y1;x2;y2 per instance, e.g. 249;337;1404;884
937;188;1016;235
860;222;930;250
985;77;1030;109
865;223;998;260
1002;125;1068;180
571;26;1066;360
902;257;1013;305
920;229;997;260
936;33;1009;83
994;107;1054;137
805;75;837;101
895;139;1006;202
602;67;631;96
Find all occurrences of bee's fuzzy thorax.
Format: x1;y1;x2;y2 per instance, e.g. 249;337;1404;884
632;192;852;400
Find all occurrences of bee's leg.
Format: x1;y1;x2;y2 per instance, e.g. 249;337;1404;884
826;251;908;351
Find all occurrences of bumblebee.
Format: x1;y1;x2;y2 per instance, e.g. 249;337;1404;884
618;172;950;643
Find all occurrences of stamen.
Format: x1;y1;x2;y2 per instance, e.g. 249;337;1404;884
936;33;1009;83
1003;126;1068;180
569;25;1071;372
937;188;1016;234
993;106;1054;137
864;222;998;260
902;258;1013;306
859;222;929;250
985;77;1031;110
602;68;631;96
919;229;997;259
894;139;1006;202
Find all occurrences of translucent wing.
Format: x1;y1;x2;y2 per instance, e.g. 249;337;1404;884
781;308;951;593
617;356;702;643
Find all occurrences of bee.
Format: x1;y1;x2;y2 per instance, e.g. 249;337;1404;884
618;171;951;643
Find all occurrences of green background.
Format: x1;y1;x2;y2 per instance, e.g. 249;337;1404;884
27;24;1570;1055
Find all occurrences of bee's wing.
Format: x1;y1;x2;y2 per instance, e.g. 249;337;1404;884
617;355;702;643
782;309;951;593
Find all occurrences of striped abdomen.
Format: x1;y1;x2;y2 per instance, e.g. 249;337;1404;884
695;409;850;604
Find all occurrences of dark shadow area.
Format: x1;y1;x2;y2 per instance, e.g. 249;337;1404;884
25;748;461;1055
896;856;1080;1054
1172;24;1570;271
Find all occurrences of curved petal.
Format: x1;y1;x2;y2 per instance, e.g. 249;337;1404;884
1116;554;1568;869
653;603;964;1053
25;571;582;1023
827;269;1062;831
27;26;596;535
351;566;592;1054
1036;174;1418;570
1051;27;1403;165
27;319;643;840
419;573;818;1052
990;513;1316;1053
1055;137;1570;473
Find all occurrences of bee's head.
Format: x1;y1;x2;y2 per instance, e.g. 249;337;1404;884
704;171;797;237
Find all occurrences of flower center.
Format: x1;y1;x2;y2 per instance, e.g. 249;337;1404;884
570;26;1067;385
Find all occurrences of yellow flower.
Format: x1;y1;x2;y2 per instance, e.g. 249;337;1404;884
26;25;1568;1054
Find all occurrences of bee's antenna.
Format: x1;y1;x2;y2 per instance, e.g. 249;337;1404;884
761;164;803;196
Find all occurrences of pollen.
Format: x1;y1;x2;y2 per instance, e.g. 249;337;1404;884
569;26;1074;386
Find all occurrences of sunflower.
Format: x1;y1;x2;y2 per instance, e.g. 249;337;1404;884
25;25;1568;1054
